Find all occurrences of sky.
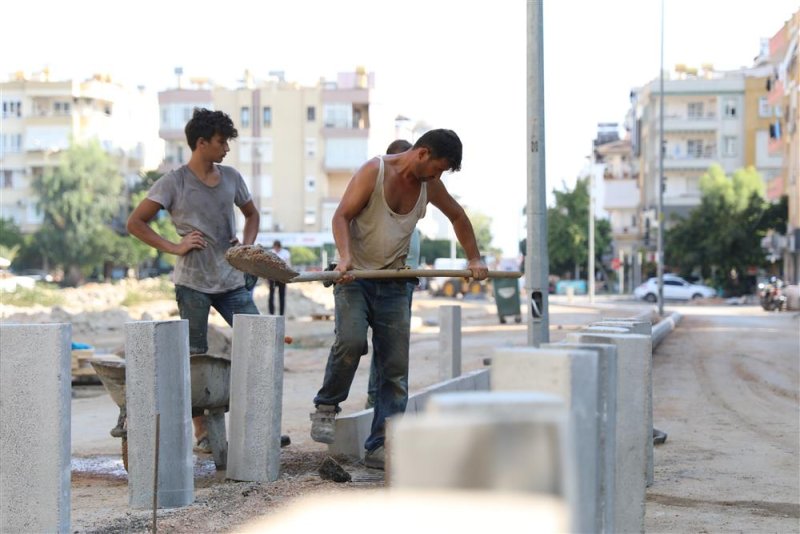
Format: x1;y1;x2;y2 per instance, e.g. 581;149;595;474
2;0;797;257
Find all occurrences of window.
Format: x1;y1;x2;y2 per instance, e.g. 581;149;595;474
687;139;703;158
183;107;193;121
323;103;353;128
305;176;316;192
176;146;184;164
3;170;12;188
304;208;317;225
758;97;771;118
687;102;704;119
722;136;737;157
305;138;317;158
723;99;737;118
260;175;273;198
1;133;22;154
307;106;316;122
2;100;21;118
161;108;169;125
241;107;250;128
262;106;272;127
259;209;273;231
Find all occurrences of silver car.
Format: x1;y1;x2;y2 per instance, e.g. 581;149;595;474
634;274;716;302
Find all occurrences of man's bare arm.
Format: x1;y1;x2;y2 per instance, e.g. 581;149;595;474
127;198;206;256
238;200;260;245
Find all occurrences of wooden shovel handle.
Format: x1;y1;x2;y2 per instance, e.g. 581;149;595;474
288;269;522;283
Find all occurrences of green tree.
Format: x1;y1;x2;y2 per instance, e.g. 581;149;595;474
465;208;495;254
665;165;784;294
546;178;612;279
290;246;319;267
0;218;24;267
32;140;123;286
119;185;180;275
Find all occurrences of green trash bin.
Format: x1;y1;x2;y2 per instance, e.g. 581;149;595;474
492;277;522;324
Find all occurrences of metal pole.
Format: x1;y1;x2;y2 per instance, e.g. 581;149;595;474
526;0;549;346
657;0;665;316
589;141;595;304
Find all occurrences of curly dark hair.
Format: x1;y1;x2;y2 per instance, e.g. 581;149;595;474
412;129;462;171
185;108;238;150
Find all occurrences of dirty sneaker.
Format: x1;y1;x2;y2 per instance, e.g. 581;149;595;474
310;405;338;444
193;436;212;454
364;445;385;470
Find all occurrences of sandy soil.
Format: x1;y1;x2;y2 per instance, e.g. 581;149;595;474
645;307;800;532
3;279;798;532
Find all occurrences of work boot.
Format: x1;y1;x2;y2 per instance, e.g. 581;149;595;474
364;445;385;470
193;436;212;454
310;405;338;444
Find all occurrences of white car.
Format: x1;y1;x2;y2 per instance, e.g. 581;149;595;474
634;275;716;302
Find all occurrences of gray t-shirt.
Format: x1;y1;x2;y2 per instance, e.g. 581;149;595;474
147;164;251;293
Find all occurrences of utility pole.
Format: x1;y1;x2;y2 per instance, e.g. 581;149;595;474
526;0;549;345
589;140;595;304
657;0;665;316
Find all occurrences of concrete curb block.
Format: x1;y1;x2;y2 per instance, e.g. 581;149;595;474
328;368;490;459
652;312;682;348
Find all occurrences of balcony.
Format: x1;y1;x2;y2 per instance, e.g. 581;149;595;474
324;137;369;172
603;178;639;210
663;147;717;170
662;113;717;132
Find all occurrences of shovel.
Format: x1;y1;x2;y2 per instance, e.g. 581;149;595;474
226;245;521;284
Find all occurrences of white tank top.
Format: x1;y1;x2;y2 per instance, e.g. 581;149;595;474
349;156;427;270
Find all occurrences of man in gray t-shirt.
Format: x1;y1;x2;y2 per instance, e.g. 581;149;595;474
127;108;260;452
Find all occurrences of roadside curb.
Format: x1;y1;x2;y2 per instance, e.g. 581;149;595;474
652;311;683;348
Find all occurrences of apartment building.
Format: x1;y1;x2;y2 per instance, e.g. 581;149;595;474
597;123;640;255
631;68;749;233
0;70;159;233
157;68;372;241
763;9;799;283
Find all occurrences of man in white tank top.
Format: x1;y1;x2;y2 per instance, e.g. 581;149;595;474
310;129;488;469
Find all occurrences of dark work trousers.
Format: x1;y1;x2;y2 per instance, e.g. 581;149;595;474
269;280;286;315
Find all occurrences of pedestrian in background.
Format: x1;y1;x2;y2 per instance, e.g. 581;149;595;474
268;240;291;315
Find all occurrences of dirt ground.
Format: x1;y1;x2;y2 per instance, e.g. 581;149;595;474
2;279;798;532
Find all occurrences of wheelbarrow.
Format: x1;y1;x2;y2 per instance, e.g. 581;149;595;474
90;354;232;472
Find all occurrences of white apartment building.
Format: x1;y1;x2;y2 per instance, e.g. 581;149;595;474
0;70;160;233
631;70;749;233
157;68;373;240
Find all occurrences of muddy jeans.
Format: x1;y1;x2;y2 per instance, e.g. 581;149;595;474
313;279;412;452
175;279;259;354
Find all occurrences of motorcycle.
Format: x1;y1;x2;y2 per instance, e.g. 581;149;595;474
758;277;786;311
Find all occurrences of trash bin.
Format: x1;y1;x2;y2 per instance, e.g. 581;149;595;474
493;277;522;324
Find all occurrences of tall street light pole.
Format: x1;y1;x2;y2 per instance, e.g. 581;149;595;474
526;0;549;346
589;141;595;304
657;0;665;316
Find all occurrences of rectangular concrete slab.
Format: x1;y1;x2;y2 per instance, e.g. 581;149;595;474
329;369;490;459
125;320;194;509
545;342;618;534
568;332;651;534
390;392;569;496
1;323;71;533
438;305;462;381
491;347;601;534
228;315;285;482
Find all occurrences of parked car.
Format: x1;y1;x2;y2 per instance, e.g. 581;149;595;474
634;274;716;302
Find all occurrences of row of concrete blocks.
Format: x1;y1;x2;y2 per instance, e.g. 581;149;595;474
330;311;657;533
0;315;286;533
